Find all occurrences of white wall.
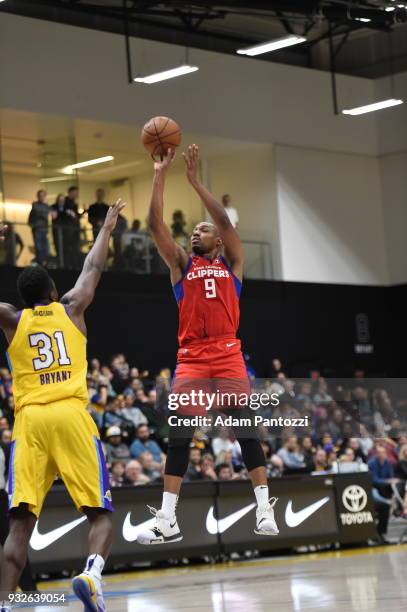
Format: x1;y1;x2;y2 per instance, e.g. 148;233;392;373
275;145;388;285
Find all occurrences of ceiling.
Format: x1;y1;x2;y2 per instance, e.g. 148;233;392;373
1;1;407;78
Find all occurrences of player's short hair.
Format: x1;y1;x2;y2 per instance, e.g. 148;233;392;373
17;265;53;308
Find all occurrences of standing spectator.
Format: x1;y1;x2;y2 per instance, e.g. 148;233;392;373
124;460;150;486
103;426;131;465
171;210;189;249
0;222;24;266
221;194;239;229
50;194;66;265
64;186;81;268
130;424;164;465
112;212;128;268
368;444;399;541
28;189;50;265
88;189;109;242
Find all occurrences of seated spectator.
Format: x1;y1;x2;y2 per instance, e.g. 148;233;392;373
212;427;241;462
261;440;284;478
121;391;148;428
110;460;126;487
216;463;234;481
130;424;165;465
277;435;307;474
300;435;315;472
312;448;329;472
139;451;161;481
0;429;12;446
313;378;333;406
124;460;150;486
368;444;399;541
104;426;131;465
201;453;217;481
185;447;203;481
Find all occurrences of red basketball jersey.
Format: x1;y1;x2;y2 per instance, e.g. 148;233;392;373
173;255;242;347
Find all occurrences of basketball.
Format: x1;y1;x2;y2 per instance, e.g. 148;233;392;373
141;116;182;159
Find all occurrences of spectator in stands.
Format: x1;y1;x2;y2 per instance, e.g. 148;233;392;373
301;435;315;472
88;188;109;242
221;194;239;229
130;424;164;465
171;209;189;249
368;444;399;541
121;391;148;428
201;453;217;481
112;211;128;268
104;426;131;465
353;386;373;426
28;189;50;265
277;435;307;473
185;447;203;481
50;194;66;264
63;186;81;268
212;427;241;462
313;448;329;472
0;429;12;445
110;460;126;487
0;222;24;266
216;463;234;481
124;460;150;486
313;378;333;406
139;451;161;481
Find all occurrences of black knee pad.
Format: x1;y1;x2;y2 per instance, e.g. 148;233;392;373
165;437;191;477
238;438;266;472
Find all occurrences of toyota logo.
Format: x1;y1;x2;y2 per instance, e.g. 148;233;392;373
342;485;367;512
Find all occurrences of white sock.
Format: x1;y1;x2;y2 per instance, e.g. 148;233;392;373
161;491;178;518
84;554;105;579
254;485;269;508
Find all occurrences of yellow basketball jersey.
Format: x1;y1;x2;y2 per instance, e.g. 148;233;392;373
7;302;88;412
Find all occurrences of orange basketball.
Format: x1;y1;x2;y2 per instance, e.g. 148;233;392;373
141;116;182;160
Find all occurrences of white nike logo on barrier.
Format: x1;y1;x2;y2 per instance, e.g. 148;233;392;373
122;513;156;542
206;502;256;534
285;497;330;528
30;516;87;551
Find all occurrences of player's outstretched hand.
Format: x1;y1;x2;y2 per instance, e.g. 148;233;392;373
183;144;199;184
154;148;176;173
0;222;8;241
104;199;126;232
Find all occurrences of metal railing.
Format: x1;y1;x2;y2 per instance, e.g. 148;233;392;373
0;222;273;279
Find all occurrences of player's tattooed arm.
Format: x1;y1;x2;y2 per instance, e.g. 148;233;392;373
148;149;189;285
183;144;243;281
61;199;126;319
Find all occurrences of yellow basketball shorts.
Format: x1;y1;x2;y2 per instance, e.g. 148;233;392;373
7;398;113;517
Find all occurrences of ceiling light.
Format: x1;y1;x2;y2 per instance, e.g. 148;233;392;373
237;35;307;56
354;17;371;22
40;176;72;183
342;98;403;115
62;156;114;174
134;65;199;84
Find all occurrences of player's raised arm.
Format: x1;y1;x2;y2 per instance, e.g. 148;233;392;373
183;144;243;281
61;199;125;319
148;149;189;285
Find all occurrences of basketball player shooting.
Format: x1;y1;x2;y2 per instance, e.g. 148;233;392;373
137;145;278;545
0;200;125;612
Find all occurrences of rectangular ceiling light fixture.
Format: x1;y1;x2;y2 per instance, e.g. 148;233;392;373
237;35;307;57
134;65;199;84
342;98;403;115
62;156;114;174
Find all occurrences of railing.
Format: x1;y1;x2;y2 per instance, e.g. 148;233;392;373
0;222;273;280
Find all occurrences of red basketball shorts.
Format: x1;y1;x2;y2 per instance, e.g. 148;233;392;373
171;338;250;416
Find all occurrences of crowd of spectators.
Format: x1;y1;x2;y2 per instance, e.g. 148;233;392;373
1;356;407;541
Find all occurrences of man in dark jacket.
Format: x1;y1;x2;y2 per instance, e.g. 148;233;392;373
28;190;49;265
88;189;109;242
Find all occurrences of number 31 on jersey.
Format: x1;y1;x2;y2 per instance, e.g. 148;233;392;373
29;331;71;371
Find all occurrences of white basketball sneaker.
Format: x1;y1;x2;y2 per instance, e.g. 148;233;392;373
255;497;279;536
137;505;183;545
72;571;105;612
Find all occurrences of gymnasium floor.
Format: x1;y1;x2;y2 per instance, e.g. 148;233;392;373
26;545;407;611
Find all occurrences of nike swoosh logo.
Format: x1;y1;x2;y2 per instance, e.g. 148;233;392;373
30;516;87;551
206;502;256;534
122;512;156;542
226;343;236;348
285;496;330;528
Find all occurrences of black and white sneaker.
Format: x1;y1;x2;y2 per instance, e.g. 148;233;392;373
254;497;279;536
137;505;183;545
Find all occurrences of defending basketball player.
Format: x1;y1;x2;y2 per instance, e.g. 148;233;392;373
0;200;125;612
137;145;278;545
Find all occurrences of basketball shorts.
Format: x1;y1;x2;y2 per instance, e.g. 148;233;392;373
172;338;250;416
8;398;113;517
